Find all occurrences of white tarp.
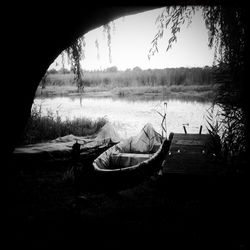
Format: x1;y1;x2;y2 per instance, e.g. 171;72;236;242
13;122;121;158
117;123;162;153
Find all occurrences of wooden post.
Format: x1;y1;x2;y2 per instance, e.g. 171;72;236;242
183;125;187;134
199;125;202;135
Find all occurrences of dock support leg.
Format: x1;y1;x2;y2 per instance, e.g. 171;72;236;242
199;125;202;135
183;126;187;134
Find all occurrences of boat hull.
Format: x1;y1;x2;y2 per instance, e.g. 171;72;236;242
91;134;173;190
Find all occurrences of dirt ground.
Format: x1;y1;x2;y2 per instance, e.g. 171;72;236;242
7;158;248;250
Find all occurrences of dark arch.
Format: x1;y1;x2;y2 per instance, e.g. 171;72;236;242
6;5;160;155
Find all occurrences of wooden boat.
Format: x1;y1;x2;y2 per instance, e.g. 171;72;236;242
12;122;120;171
92;123;174;190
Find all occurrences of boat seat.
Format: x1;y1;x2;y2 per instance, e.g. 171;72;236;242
110;153;151;169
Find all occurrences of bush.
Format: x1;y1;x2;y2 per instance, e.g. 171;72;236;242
48;69;58;74
19;104;107;145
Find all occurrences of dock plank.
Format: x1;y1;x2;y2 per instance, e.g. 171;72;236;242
162;133;222;175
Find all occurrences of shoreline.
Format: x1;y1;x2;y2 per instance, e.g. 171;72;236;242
35;84;217;102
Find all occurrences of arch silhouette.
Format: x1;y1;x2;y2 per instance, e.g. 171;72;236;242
6;5;158;155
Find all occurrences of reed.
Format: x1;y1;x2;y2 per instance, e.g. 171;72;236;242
45;67;215;88
154;102;168;141
206;100;246;163
19;104;107;145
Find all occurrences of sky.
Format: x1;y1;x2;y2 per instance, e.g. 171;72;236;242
49;7;215;71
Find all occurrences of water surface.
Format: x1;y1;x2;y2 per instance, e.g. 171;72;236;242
34;96;219;138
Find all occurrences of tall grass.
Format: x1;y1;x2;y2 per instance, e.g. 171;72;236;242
38;68;218;101
19;104;107;145
44;67;215;88
205;104;246;167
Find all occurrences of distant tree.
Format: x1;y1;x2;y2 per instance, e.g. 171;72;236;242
47;68;58;74
106;66;118;72
58;67;71;74
63;36;86;93
133;66;142;71
103;22;114;63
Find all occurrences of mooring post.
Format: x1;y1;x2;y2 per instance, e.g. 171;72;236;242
199;125;202;135
72;140;81;163
183;125;187;134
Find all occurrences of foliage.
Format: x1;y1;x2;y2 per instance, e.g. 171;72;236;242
205;106;222;157
40;68;216;101
149;6;197;59
57;67;71;74
44;67;215;88
205;104;246;163
95;39;100;60
206;6;247;157
82;67;214;87
47;69;58;74
64;36;86;92
56;21;114;92
154;102;168;140
103;22;114;63
215;103;246;158
105;66;118;73
19;104;107;145
150;5;247;158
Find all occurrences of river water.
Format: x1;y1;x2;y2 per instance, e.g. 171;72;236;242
34;96;219;139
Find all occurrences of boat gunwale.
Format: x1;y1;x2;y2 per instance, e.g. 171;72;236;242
92;139;165;173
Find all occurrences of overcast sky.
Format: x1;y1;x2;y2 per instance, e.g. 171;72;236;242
49;7;215;71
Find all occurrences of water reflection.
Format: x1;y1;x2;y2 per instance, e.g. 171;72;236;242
34;96;219;139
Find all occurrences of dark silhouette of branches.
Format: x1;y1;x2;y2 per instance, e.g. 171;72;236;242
60;21;113;92
64;36;86;92
148;6;197;59
103;22;113;63
149;5;248;159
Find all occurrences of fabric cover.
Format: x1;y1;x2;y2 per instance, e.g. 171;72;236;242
13;122;121;160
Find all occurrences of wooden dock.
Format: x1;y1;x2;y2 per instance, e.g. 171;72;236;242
162;133;223;175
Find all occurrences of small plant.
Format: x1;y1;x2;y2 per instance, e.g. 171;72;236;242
206;104;246;163
205;106;222;157
206;106;221;137
154;102;168;142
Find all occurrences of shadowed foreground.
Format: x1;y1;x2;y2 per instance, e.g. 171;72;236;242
7;159;247;249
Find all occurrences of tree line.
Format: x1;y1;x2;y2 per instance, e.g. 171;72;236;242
46;66;215;87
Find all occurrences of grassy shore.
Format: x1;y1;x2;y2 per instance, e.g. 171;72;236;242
36;84;218;102
19;104;107;145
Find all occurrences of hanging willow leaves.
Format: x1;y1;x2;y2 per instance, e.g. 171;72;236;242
148;6;197;60
59;21;115;92
103;22;112;63
204;6;247;157
64;36;86;92
95;39;100;60
149;5;247;158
